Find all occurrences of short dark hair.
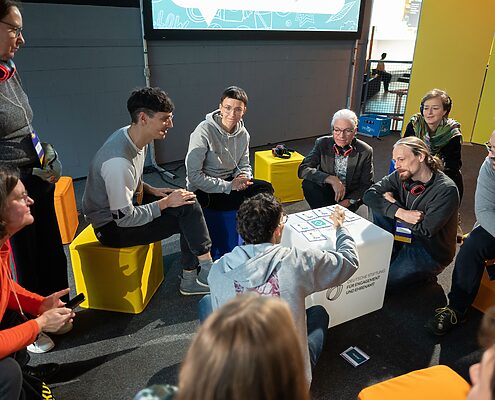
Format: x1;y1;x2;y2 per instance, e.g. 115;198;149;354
381;53;387;59
0;165;20;239
127;87;174;123
0;0;20;20
237;193;282;244
220;86;248;107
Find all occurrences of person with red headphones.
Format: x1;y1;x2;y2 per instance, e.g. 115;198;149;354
363;136;459;291
0;0;69;354
404;88;463;240
298;109;374;212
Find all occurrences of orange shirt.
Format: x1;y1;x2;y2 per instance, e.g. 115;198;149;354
0;242;44;359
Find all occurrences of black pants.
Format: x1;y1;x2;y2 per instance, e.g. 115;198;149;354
448;225;495;315
444;168;464;202
302;179;360;212
10;172;68;299
195;179;273;211
377;70;392;91
0;310;30;400
95;197;211;271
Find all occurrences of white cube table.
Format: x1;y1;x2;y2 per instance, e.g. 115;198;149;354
281;206;393;328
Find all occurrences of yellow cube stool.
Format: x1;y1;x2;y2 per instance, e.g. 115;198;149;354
358;365;470;400
254;150;304;203
54;176;79;244
473;259;495;313
69;225;164;314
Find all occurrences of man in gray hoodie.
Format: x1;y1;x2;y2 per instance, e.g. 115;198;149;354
207;193;359;383
426;130;495;335
185;86;272;211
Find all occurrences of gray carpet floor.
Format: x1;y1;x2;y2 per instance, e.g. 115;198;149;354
29;132;487;399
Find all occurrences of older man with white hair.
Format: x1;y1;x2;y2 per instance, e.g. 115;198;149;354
298;109;374;212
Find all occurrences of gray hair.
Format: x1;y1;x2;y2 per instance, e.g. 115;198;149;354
331;109;358;130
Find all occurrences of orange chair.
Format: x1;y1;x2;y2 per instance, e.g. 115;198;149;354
472;258;495;313
54;176;79;244
358;365;470;400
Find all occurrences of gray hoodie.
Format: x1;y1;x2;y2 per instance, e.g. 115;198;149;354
475;157;495;237
185;110;252;194
208;226;359;383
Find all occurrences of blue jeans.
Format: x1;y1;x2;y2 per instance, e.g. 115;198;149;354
373;213;444;290
198;295;329;370
448;225;495;315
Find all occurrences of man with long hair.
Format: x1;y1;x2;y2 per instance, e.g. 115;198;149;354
364;136;459;290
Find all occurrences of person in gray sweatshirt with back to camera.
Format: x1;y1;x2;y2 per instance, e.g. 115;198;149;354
185;86;273;211
206;193;359;383
425;130;495;336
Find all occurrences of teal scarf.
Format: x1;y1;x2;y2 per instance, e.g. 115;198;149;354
409;113;462;154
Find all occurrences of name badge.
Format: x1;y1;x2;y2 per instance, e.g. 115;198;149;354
30;130;45;166
394;221;412;243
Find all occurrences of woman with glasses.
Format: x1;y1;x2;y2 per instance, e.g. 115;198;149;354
185;86;272;211
0;0;69;353
298;108;374;212
0;166;74;399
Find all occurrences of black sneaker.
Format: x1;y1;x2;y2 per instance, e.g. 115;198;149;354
22;363;60;382
425;306;466;336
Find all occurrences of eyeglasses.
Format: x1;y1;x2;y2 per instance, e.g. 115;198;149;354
161;114;174;123
333;127;355;136
221;104;245;115
18;191;32;205
485;141;494;153
280;213;288;225
0;20;23;38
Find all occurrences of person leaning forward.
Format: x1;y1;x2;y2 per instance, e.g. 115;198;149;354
82;87;213;296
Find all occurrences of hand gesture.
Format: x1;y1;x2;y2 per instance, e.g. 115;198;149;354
396;209;424;225
38;288;69;314
330;205;346;229
35;307;74;333
325;175;346;202
159;189;196;209
383;192;396;203
232;175;253;191
150;187;175;197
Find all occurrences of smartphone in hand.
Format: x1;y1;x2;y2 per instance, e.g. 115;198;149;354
65;293;85;310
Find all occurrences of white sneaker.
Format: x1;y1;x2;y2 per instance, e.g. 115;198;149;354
27;332;55;354
51;321;73;335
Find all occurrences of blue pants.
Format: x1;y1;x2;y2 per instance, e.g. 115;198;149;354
198;295;329;370
448;225;495;315
373;213;444;290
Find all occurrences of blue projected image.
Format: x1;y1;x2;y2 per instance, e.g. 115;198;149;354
151;0;362;33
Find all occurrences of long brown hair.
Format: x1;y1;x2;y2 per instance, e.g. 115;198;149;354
394;136;444;172
177;294;310;400
0;165;19;239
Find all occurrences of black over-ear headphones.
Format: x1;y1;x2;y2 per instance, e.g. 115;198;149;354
402;175;435;196
272;144;294;159
420;92;452;116
333;144;353;157
0;59;16;82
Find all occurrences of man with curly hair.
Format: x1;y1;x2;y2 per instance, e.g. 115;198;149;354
207;193;359;383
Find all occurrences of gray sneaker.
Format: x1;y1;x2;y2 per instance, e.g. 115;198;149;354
179;270;210;296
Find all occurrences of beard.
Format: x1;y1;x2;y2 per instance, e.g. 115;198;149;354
397;169;412;182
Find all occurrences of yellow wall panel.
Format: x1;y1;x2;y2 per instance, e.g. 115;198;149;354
472;37;495;144
403;0;495;142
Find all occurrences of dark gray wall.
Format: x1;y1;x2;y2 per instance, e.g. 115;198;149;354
150;40;355;164
14;2;371;177
17;3;146;178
